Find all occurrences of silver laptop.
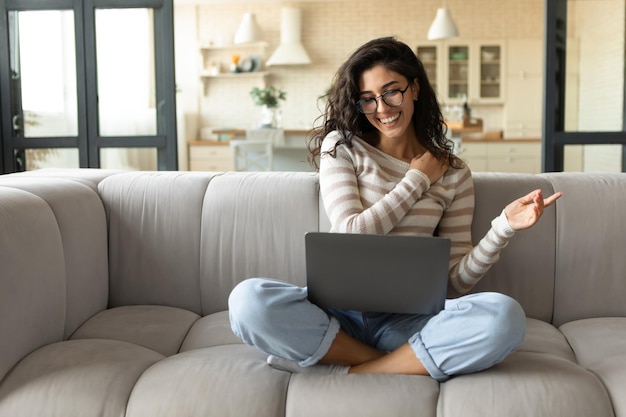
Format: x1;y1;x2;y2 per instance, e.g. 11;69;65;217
305;232;451;315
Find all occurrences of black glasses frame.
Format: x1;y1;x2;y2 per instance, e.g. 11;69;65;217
356;84;411;114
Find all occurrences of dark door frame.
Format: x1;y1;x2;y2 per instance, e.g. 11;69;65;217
0;0;177;173
543;0;626;172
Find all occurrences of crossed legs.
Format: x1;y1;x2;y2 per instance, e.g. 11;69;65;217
320;329;429;375
229;278;525;381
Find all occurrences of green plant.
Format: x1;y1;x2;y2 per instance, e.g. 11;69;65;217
250;86;286;108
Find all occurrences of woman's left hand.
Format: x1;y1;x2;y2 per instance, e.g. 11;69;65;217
504;189;563;231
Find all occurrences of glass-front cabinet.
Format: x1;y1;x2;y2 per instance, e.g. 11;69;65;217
415;41;503;105
479;45;502;99
416;45;438;93
448;45;469;100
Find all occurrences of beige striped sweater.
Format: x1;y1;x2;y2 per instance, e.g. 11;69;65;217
319;132;515;293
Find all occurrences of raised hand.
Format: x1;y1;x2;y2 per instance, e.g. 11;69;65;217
504;189;563;231
409;151;449;184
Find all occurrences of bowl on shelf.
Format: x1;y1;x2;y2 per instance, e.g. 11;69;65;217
239;55;261;72
450;52;467;61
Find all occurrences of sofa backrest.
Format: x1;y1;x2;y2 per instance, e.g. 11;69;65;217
99;171;217;314
0;177;109;381
466;172;558;322
466;172;626;326
0;186;65;381
199;172;320;314
98;171;321;316
544;173;626;326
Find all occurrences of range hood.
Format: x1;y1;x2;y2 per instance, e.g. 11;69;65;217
266;8;312;66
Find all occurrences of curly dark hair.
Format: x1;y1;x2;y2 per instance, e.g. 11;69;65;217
307;36;462;170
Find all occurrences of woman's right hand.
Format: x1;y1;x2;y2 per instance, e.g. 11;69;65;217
409;151;449;184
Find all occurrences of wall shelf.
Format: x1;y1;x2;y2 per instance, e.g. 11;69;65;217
199;41;269;52
200;71;269;79
199;42;270;95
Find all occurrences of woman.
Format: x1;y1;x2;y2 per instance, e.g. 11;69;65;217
228;37;561;381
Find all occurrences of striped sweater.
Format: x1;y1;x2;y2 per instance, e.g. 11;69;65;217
319;132;515;293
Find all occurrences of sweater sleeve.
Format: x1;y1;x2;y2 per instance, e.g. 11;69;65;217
319;136;430;235
438;167;516;293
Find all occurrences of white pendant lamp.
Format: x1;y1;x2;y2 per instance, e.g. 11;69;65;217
234;13;263;44
427;5;459;40
266;7;312;66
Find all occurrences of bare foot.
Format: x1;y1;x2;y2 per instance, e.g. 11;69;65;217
318;329;387;366
348;343;429;375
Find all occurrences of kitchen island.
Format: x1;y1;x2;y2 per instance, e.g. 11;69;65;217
189;129;314;172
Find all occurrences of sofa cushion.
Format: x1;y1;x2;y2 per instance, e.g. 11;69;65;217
0;187;65;381
518;318;576;362
544;173;626;326
560;317;626;417
200;172;320;314
70;305;200;356
285;373;439;417
125;345;290;417
0;339;163;417
438;351;614;417
99;171;217;314
179;310;243;352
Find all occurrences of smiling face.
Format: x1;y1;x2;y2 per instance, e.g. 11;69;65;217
358;65;419;143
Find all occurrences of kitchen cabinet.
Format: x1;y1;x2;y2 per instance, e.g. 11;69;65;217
416;45;440;94
416;41;504;104
459;140;541;174
447;45;471;100
188;141;234;171
478;45;502;100
504;39;542;138
198;42;269;94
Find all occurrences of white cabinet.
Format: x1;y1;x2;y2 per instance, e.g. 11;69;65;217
188;141;234;171
416;41;504;105
198;42;269;94
504;39;543;138
477;45;503;101
460;141;541;174
460;142;489;171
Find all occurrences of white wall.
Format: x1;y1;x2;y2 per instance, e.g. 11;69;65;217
174;0;544;143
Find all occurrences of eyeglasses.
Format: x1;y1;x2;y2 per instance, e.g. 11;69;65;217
356;85;410;115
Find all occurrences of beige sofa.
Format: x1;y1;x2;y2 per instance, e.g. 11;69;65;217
0;168;625;417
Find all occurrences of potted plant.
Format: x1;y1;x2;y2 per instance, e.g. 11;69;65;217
250;86;286;128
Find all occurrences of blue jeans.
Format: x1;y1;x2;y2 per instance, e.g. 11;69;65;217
228;278;525;381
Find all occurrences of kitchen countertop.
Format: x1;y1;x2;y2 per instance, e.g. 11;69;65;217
462;137;541;142
212;128;311;136
191;129;541;147
189;129;310;149
210;127;502;137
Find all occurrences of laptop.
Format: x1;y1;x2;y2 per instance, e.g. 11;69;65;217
305;232;451;315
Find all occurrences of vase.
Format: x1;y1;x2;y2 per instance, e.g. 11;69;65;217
259;105;276;128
